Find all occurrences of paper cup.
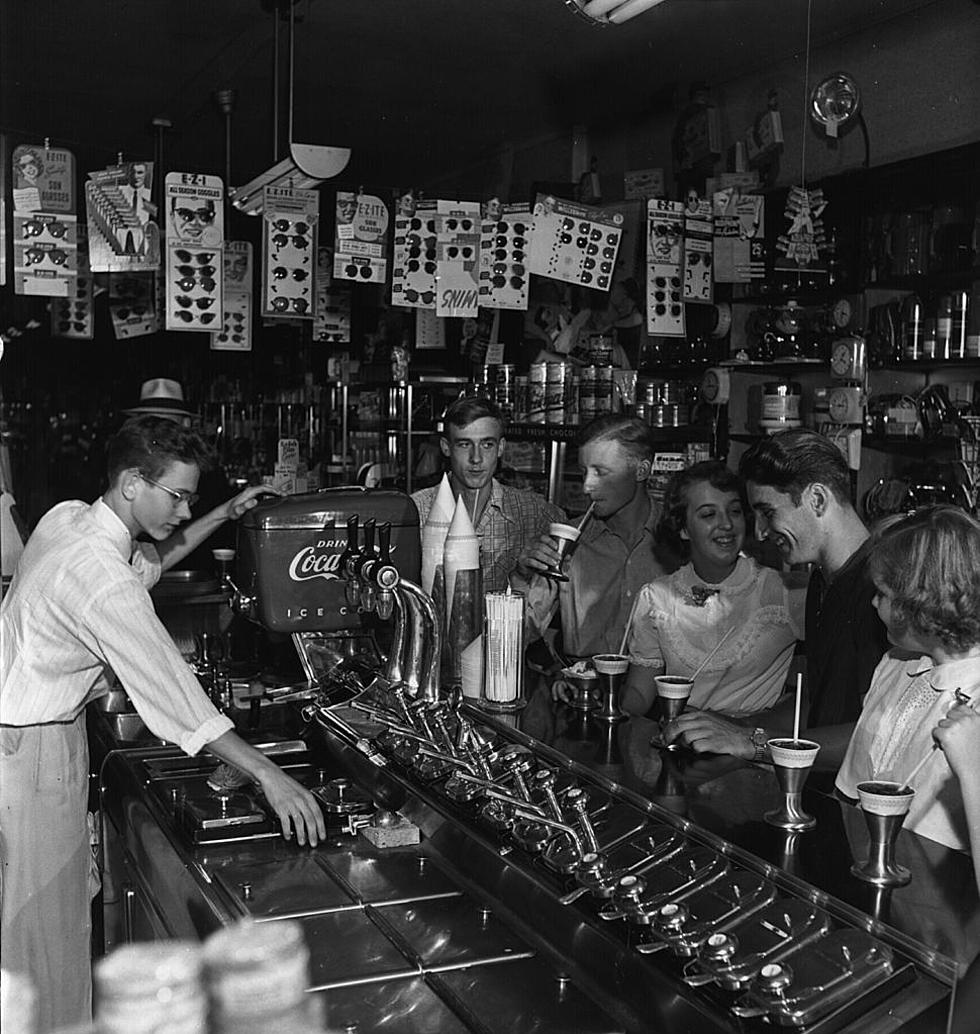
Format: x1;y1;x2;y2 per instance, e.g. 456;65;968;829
767;738;820;769
593;653;629;676
856;780;915;817
655;675;693;701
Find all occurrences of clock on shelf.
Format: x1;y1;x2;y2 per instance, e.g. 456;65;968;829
827;385;864;424
701;366;731;405
830;334;867;381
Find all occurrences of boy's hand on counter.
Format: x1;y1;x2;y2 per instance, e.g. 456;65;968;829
258;767;326;847
663;709;755;760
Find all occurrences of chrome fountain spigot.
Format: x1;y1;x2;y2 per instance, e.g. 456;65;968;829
353;518;378;612
372;523;398;622
564;788;601;855
340;515;361;607
394;577;442;702
513;807;584;863
532;768;566;821
544;787;599;873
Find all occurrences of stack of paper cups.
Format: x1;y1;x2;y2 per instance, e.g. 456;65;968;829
420;474;454;597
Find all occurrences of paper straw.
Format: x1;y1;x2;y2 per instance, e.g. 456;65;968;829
690;625;736;683
618;593;641;657
484;591;524;702
793;672;803;742
577;500;597;531
901;689;976;791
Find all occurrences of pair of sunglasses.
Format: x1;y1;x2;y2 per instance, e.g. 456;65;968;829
176;276;217;293
444;217;474;231
654;303;683;317
446;245;473;260
407;217;436;233
58;320;89;333
173;310;216;324
25;247;67;266
688;252;713;268
654;275;681;289
403;289;434;304
272;266;309;281
344;264;374;279
271;233;309;249
270;296;309;314
492;262;525;275
174;249;215;265
23;219;67;239
174;208;215;224
176;296;215;310
406;260;435;274
496;221;527;235
408;245;436;260
176;264;216;278
490;275;525;290
493;248;525;262
272;219;309;234
496;235;525;248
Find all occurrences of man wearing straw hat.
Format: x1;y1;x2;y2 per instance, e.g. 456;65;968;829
512;414;673;675
124;376;197;424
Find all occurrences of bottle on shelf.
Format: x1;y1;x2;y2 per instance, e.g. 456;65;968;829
900;293;925;361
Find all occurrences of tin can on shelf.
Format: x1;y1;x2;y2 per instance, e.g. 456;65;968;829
528;362;547;424
594;365;614;414
514;375;529;422
546;362;571;424
579;365;598;422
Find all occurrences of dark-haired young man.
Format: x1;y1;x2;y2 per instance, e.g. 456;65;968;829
411;395;564;593
665;429;887;765
0;416;325;1033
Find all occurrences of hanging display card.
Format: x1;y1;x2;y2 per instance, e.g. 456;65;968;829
415;307;446;351
682;194;714;304
85;161;160;272
313;246;348;344
165;172;224;332
436;200;480;318
13;146;78;296
646;199;685;338
391;199;437;310
110;271;158;339
478;204;530;312
212;242;253;351
261;185;317;320
51;227;94;339
527;194;622;292
712;188;764;283
0;198;7;287
776;186;828;271
333;191;389;284
623;168;665;201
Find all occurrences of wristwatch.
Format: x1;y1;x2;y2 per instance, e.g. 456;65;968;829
750;727;769;764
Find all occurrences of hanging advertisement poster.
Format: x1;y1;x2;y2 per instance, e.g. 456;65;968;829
646;199;685;338
332;191;389;284
527;193;622;292
85;160;160;272
13;145;78;296
165;172;224;332
436;199;480;318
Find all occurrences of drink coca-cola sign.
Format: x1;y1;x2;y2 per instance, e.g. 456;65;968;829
287;537;345;582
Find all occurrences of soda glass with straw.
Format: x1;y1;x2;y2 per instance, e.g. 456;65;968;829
539;501;595;582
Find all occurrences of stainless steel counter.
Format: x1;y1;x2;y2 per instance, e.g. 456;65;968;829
95;678;980;1033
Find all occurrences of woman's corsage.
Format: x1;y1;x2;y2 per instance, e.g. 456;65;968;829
686;585;720;607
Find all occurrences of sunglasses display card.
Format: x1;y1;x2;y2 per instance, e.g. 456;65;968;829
646;200;685;337
436;200;480;317
85;161;161;272
51;228;94;338
712;189;765;283
527;193;623;291
13;212;77;296
109;272;158;339
479;204;530;311
333;191;389;284
261;186;317;319
391;200;438;309
212;242;253;351
12;145;75;215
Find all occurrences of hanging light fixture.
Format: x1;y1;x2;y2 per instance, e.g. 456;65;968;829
564;0;669;27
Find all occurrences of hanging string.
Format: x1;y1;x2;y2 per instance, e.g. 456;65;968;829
798;0;814;190
288;1;296;148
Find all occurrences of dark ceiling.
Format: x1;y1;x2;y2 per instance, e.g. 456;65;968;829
1;0;937;195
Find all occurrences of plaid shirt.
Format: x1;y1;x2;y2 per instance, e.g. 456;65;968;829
412;478;564;594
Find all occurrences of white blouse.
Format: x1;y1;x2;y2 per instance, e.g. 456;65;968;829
628;555;807;716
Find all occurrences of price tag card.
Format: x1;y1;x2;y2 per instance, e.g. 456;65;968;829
391;199;437;309
527;193;622;291
86;161;161;272
261;185;317;319
478;204;530;311
436;200;480;317
212;242;253;351
646;200;685;337
333;191;389;284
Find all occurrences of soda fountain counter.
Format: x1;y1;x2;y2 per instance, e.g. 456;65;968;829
96;490;979;1033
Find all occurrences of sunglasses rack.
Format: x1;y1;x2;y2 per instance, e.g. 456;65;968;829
261;185;317;319
332;190;389;283
435;201;480;317
526;192;623;292
391;200;439;309
646;200;686;338
479;205;531;311
683;196;714;304
314;247;352;344
51;229;94;339
212;241;253;351
109;271;157;339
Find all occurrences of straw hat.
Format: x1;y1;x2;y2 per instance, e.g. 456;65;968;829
124;378;196;420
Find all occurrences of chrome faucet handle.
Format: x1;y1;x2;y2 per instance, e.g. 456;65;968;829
513;807;584;859
533;768;565;821
565;788;601;855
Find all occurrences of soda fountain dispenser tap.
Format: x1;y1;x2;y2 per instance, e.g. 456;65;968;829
340;516;361;607
352;518;378;613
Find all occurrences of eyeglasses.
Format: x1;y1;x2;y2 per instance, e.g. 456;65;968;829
25;247;68;266
176;296;215;310
23;219;67;239
173;310;217;324
175;208;215;224
445;218;473;232
271;233;309;249
137;473;199;508
176;277;216;293
177;264;216;278
270;297;309;314
175;250;215;265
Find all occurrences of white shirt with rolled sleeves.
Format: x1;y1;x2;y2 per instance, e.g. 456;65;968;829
0;497;232;752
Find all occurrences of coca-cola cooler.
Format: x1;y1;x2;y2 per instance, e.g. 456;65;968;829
237;488;421;634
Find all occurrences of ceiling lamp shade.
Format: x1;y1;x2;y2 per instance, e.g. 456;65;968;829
809;72;862;139
564;0;669;27
229;142;351;216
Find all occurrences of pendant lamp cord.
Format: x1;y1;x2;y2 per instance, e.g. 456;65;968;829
799;0;813;190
